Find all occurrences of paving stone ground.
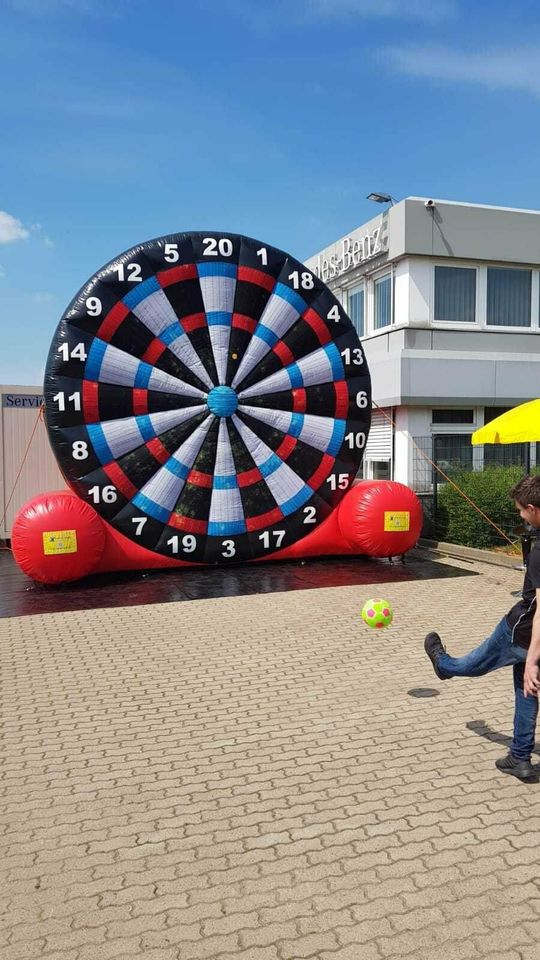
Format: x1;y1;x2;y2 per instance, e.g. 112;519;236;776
2;554;540;960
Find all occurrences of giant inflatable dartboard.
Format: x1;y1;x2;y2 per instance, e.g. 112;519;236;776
44;232;371;565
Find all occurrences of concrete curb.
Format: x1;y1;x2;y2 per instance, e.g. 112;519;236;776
418;537;523;569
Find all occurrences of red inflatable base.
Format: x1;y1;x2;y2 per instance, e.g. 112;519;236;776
11;481;423;584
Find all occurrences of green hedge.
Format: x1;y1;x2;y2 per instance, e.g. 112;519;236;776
436;466;539;548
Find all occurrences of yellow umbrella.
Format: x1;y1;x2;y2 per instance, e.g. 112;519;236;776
471;399;540;445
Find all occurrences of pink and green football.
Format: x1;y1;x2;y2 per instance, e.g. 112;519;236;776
361;598;393;629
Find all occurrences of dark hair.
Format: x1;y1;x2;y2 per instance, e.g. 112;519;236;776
510;475;540;508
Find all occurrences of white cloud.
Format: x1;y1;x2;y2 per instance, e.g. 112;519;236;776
306;0;457;21
0;211;29;245
381;43;540;97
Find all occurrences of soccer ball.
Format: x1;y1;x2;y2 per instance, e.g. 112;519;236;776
361;598;393;629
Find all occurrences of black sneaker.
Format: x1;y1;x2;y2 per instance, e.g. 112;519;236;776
495;753;538;782
424;631;449;680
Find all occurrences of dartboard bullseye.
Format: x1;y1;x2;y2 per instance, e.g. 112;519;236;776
44;231;371;564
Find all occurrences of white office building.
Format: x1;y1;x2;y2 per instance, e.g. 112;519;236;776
305;197;540;489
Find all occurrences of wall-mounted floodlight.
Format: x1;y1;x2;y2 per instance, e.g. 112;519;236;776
366;192;396;205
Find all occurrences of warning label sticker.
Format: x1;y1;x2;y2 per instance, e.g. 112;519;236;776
384;511;410;532
42;530;78;555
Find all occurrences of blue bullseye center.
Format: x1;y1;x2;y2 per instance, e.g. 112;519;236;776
207;385;239;417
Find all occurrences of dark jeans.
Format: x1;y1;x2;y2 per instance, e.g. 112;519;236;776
437;617;539;761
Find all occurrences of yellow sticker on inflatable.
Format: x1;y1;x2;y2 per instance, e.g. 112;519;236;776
384;511;410;532
42;529;78;555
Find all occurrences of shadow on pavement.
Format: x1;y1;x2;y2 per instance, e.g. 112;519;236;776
1;547;477;619
466;719;540;760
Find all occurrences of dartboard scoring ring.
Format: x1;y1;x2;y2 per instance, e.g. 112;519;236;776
44;231;372;565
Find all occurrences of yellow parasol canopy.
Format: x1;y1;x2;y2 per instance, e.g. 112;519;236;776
471;399;540;445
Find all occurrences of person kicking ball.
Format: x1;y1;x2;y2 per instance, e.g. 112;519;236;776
425;475;540;783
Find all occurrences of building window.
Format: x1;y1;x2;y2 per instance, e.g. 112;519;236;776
370;460;391;481
348;284;364;337
487;267;531;327
484;406;511;424
432;409;474;424
434;266;476;323
374;275;392;329
433;434;473;474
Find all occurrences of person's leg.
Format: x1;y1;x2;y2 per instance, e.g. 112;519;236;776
511;661;539;761
495;656;539;780
435;617;517;678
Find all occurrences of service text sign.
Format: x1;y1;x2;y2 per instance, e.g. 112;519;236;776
2;394;44;408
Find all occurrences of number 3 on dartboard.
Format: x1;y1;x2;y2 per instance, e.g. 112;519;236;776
221;540;236;558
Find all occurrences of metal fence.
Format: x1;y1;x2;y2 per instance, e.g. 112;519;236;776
412;435;535;546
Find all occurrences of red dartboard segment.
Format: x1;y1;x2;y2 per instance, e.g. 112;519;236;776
141;338;167;365
44;230;371;566
157;263;198;287
145;438;170;464
103;462;138;500
168;514;209;534
232;313;258;334
82;380;99;422
181;312;207;334
308;453;336;491
237;466;263;488
302;306;333;345
237;265;276;291
187;469;213;488
98;302;130;342
292;388;307;413
132;389;148;416
275;435;298;460
272;340;295;367
246;506;285;532
333;381;350;418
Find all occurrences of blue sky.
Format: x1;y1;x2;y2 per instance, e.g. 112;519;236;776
2;0;540;383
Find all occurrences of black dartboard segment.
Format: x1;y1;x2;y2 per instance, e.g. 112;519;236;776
44;231;371;563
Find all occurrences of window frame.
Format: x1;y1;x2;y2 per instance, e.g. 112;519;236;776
373;272;393;331
346;282;365;338
431;261;540;333
432;262;478;327
485;265;533;330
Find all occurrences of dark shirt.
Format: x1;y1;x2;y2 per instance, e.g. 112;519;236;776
506;540;540;648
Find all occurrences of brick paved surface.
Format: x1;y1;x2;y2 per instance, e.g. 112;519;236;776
2;555;540;960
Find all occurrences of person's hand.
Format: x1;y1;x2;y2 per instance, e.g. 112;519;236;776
524;660;540;697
